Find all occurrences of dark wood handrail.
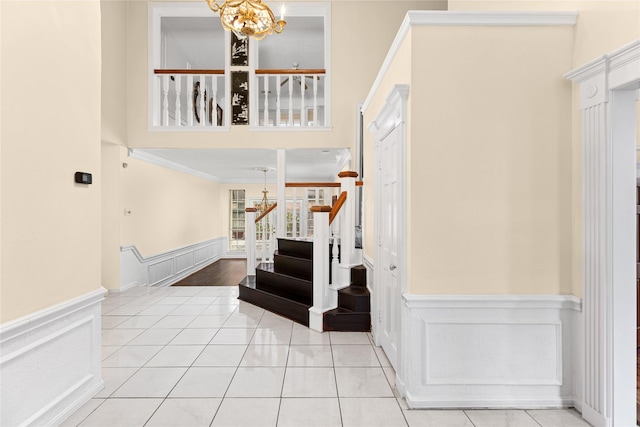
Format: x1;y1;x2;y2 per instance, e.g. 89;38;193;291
329;192;347;225
154;69;225;75
287;182;340;188
286;181;363;188
255;202;277;223
256;69;326;75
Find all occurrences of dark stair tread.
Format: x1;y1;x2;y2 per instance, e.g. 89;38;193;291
323;307;371;332
350;265;367;287
273;251;313;281
338;286;371;313
339;287;370;297
255;264;312;305
239;276;310;326
277;238;313;259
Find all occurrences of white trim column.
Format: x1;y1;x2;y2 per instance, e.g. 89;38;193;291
309;206;333;332
277;149;286;238
246;208;257;276
565;39;639;427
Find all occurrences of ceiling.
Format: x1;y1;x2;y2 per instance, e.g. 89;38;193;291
133;148;351;183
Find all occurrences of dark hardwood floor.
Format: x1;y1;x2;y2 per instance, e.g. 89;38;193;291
172;259;246;287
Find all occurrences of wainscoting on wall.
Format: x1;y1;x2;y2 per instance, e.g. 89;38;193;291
0;288;105;426
398;294;582;409
120;237;225;290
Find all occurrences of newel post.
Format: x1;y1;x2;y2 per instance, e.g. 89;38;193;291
338;171;358;269
309;205;332;332
245;208;257;276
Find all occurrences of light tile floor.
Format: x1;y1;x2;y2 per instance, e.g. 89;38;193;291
62;286;592;427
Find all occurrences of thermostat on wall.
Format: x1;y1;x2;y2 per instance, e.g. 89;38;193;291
74;172;92;185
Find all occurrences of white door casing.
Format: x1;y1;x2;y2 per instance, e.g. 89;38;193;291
565;39;639;427
368;85;409;374
378;123;401;369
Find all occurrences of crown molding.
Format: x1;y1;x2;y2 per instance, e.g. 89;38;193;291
128;148;221;182
405;10;578;27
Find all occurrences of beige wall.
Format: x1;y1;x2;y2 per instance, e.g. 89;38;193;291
120;156;222;256
124;0;445;150
1;1;102;322
101;143;123;290
364;24;575;296
450;0;640;298
411;25;574;295
101;0;128;146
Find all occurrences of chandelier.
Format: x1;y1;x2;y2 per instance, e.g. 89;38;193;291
256;167;274;213
205;0;286;40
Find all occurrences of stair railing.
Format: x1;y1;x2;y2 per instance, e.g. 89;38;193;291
245;203;277;276
308;171;360;332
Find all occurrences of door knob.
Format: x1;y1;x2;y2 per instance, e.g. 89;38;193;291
389;264;396;271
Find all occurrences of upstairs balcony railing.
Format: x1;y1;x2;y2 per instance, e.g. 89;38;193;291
154;69;226;128
255;69;326;127
152;68;327;129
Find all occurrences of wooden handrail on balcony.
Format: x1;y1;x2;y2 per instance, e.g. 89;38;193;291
154;69;225;75
329;192;347;225
286;181;363;188
255;69;326;75
255;203;277;223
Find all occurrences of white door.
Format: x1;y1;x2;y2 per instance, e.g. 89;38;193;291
377;124;401;370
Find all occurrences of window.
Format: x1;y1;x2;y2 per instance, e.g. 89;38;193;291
306;188;325;236
229;190;246;251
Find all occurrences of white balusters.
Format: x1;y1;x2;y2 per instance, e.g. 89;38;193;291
174;75;182;126
292;188;298;237
331;233;339;285
162;75;169;126
199;74;205;127
300;74;305;126
313;76;318;126
154;70;328;128
301;196;309;237
263;75;269;126
288;75;293;126
260;215;268;264
186;75;194;126
246;209;257;276
276;76;281;126
211;75;218;127
269;209;277;262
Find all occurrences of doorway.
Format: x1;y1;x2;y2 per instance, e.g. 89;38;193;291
370;85;409;373
566;42;639;427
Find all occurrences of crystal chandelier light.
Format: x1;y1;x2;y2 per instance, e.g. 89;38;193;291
256;168;274;213
205;0;286;40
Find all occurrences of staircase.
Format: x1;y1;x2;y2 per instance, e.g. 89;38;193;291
238;238;371;331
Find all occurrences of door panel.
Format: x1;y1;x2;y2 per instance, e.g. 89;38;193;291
378;125;401;370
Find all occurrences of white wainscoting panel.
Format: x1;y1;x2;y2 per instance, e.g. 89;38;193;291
0;288;105;426
176;251;195;275
400;294;581;409
424;321;561;385
120;237;223;289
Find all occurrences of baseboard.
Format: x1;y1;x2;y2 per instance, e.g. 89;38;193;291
120;237;223;288
0;288;105;426
399;293;582;409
